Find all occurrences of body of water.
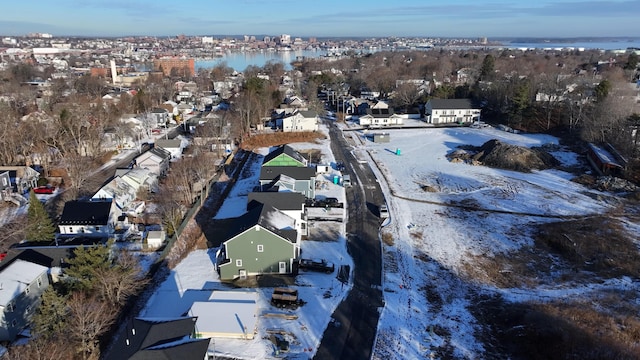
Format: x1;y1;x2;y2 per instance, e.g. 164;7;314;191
196;40;640;72
196;49;327;72
504;40;640;51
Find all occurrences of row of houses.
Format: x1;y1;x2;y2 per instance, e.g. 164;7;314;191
216;144;319;281
356;98;482;128
0;140;186;343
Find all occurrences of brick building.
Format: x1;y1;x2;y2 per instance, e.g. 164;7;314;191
153;57;195;77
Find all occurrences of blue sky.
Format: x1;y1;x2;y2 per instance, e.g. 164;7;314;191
0;0;638;38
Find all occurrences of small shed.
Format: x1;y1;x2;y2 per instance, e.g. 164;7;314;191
370;133;390;143
146;230;166;249
316;164;330;174
586;143;625;176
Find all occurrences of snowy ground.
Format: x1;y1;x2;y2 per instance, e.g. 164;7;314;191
139;121;639;359
348;124;636;360
141;123;353;359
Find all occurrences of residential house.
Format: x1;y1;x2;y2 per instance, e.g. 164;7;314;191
216;202;300;281
58;199;115;239
0;166;40;195
148;107;171;128
276;110;319;132
259;167;316;199
0;260;50;342
248;192;307;237
104;317;209;360
189;290;258;340
358;108;404;127
424;99;481;124
115;167;158;193
92;176;137;212
262;144;308;167
135;147;171;176
154;139;184;159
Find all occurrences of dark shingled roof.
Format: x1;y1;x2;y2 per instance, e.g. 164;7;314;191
247;192;305;211
262;144;307;166
259;166;315;181
104;317;209;360
58;200;112;226
428;98;477;110
227;202;297;243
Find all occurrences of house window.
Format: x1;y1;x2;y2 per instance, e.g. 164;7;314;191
236;259;243;267
25;305;31;314
257;245;264;253
37;278;42;288
11;319;17;327
25;286;30;295
95;226;100;232
68;227;73;233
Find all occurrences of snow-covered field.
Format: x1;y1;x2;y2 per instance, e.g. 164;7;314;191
355;125;638;359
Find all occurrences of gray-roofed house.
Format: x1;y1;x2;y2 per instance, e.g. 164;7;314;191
58;199;114;238
259;167;316;199
0;166;40;195
248;192;307;237
216;202;300;281
135;147;171;176
424;98;481;124
0;260;50;342
104;317;209;360
262;144;308;167
154;138;183;159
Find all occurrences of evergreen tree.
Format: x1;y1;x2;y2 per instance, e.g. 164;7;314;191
31;287;68;338
26;190;56;241
64;242;112;291
479;54;496;81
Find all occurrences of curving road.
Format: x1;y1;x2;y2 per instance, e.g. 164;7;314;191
314;121;385;360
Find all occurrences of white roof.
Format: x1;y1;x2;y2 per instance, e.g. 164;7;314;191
189;290;258;338
0;260;48;306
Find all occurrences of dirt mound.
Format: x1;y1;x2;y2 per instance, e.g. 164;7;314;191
449;139;560;172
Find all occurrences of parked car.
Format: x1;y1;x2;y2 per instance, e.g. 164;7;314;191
379;204;389;219
299;258;335;274
33;185;55;194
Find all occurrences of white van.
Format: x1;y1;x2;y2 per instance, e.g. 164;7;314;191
342;174;352;187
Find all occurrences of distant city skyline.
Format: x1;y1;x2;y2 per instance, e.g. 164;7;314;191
0;0;638;39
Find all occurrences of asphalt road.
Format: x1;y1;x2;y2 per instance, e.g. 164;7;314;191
314;121;384;360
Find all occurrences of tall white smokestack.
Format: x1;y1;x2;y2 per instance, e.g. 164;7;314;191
110;59;118;85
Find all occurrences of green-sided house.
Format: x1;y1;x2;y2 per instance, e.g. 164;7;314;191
262;144;308;167
216;202;300;281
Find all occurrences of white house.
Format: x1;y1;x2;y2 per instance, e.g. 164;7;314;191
134;147;171;176
154;139;184;160
278;110;319;132
57;199;115;238
358;108;404;127
424;99;481;124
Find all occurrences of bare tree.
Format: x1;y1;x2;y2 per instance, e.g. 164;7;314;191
392;82;422;113
153;181;186;237
6;335;73;360
93;251;149;306
67;292;115;360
